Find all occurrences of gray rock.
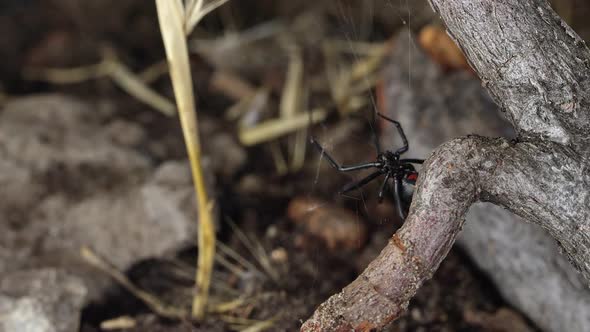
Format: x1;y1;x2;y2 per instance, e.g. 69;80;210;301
0;296;56;332
0;269;87;332
0;94;202;300
0;94;150;231
31;161;197;270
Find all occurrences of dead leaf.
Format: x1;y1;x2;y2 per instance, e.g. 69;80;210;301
418;25;471;72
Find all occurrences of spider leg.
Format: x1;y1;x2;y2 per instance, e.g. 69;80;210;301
400;158;424;164
310;137;381;171
377;112;409;154
340;170;383;194
371;131;381;154
377;172;392;203
393;176;407;220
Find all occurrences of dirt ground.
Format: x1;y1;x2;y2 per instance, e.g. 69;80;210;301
4;0;585;331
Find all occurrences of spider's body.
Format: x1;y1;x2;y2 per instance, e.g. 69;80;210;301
311;113;423;220
377;151;415;179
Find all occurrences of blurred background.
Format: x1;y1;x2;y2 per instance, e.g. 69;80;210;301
1;1;589;331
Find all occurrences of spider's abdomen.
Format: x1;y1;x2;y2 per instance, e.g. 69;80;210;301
400;172;419;204
404;172;418;185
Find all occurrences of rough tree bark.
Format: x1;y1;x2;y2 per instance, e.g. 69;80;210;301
385;31;590;332
301;0;590;331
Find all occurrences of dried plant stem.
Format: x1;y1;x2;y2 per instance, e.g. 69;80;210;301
156;0;216;320
238;108;327;146
81;247;188;319
184;0;231;35
22;56;176;116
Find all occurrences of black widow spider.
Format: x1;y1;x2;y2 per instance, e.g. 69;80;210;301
310;113;424;220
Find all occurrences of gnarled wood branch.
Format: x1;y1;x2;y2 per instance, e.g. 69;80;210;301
301;0;590;330
428;0;590;151
385;29;590;332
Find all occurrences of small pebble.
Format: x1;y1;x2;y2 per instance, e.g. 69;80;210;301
287;196;368;251
270;247;288;264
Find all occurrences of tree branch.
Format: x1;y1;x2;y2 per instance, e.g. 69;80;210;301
384;30;590;332
427;0;590;152
478;139;590;276
302;137;487;331
303;136;588;330
302;0;590;330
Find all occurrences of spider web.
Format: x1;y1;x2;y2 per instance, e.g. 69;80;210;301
304;0;415;288
308;0;414;211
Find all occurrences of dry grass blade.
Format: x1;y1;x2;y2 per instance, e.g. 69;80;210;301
22;62;110;83
269;141;288;175
216;241;265;278
224;313;277;332
226;219;279;282
240;319;275;332
100;316;137;330
239;108;327;146
185;0;231;36
233;88;270;126
323;39;391;115
279;42;308;172
291;129;308;171
81;247;188;319
139;59;170;84
23;55;176;116
108;60;176;116
215;252;246;276
221;316;257;325
209;297;246;313
156;0;217;320
279;44;304;119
